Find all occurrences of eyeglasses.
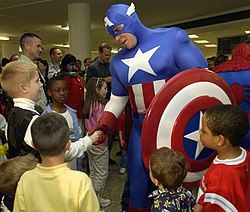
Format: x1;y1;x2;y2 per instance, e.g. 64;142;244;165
50;88;69;93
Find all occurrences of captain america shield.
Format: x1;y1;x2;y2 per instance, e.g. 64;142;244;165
142;68;236;183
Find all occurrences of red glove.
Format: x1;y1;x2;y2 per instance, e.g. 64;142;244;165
89;111;117;144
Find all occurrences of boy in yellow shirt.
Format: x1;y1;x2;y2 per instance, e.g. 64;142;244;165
14;113;100;212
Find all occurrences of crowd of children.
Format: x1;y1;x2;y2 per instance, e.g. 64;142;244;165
0;59;249;211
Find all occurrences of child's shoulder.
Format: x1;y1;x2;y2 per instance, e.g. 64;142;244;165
43;104;53;113
65;104;77;113
9;107;37;120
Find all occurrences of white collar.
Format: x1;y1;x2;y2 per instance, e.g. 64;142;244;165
13;98;39;114
213;148;246;165
19;54;33;63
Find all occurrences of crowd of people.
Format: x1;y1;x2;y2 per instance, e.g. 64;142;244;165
0;2;249;212
0;31;129;211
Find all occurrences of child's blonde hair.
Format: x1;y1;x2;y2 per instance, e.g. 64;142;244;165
0;60;37;98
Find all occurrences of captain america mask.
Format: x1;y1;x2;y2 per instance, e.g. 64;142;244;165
104;3;143;38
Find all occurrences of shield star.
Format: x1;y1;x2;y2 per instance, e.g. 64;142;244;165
121;46;160;82
184;111;204;159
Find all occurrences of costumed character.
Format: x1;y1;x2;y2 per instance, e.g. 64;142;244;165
213;43;250;150
90;3;208;211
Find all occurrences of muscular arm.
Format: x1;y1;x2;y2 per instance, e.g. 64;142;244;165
173;28;207;71
105;94;128;118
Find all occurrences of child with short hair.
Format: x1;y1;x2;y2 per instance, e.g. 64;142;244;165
0;60;43;159
14;113;100;212
195;104;250;212
43;76;83;170
84;77;110;208
0;154;38;211
149;147;195;211
0;60;97;161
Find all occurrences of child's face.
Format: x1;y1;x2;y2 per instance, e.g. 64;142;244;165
26;71;42;101
97;81;108;99
200;114;218;149
48;80;69;105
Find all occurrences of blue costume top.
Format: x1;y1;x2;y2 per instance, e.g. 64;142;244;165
105;3;207;114
104;3;207;210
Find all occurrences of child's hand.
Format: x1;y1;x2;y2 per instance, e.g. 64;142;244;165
119;137;126;149
88;130;105;145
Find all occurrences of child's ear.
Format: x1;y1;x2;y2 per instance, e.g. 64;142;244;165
19;83;28;94
65;140;71;150
96;87;100;94
153;178;160;187
217;135;226;147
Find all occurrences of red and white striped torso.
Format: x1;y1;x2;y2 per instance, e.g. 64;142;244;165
126;79;168;113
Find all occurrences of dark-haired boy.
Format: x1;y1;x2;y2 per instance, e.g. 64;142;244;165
195;105;250;211
14;113;100;211
149;147;195;211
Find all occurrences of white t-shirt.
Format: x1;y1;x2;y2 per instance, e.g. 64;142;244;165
53;109;74;141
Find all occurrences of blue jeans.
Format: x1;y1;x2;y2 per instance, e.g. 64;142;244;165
120;149;127;168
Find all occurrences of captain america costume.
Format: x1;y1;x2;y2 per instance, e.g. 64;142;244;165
95;3;207;210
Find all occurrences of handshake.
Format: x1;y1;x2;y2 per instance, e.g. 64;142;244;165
88;130;105;145
88;111;117;145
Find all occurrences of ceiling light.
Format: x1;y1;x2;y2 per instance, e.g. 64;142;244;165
194;40;209;44
0;36;10;41
204;44;217;47
188;34;199;38
61;25;69;30
245;30;250;34
53;44;70;48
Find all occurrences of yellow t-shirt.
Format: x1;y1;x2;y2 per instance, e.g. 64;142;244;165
14;163;99;212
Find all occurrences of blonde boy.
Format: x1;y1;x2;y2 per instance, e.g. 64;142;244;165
0;60;99;160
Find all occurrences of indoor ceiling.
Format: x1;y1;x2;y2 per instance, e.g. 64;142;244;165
0;0;249;59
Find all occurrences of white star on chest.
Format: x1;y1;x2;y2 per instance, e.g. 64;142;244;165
121;46;160;82
184;111;205;159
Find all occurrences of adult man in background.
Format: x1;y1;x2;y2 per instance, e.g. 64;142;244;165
48;47;63;79
86;43;112;99
19;33;48;114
